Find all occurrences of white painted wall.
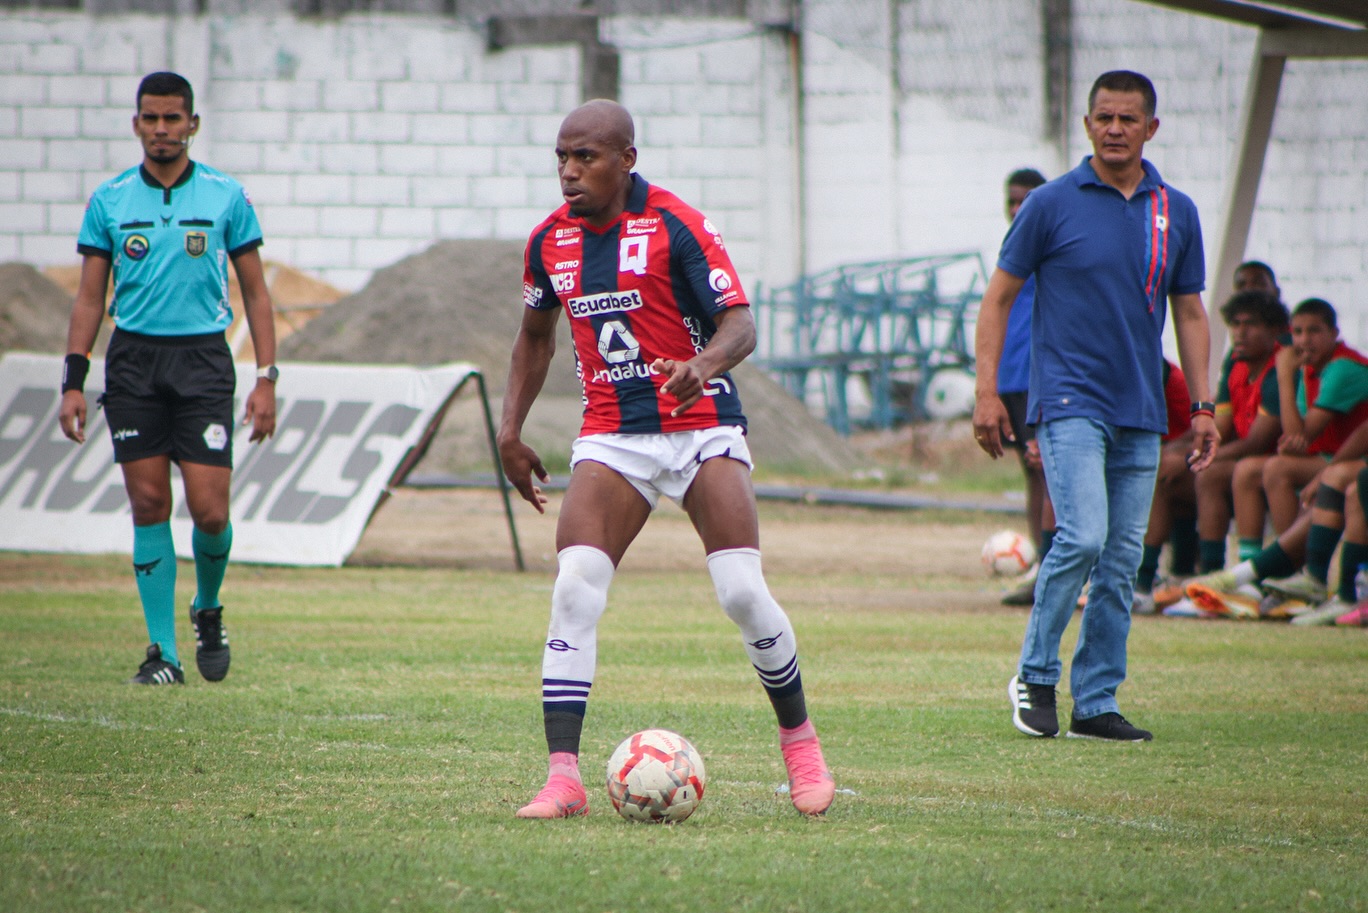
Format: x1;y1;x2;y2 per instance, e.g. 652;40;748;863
1;2;1365;343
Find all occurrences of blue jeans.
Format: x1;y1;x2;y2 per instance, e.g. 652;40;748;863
1022;418;1159;719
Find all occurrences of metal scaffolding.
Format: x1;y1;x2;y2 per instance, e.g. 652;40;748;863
756;252;987;434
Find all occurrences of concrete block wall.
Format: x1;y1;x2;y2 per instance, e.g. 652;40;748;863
0;10;785;297
2;1;1366;345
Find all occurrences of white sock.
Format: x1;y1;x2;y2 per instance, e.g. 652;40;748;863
706;547;799;689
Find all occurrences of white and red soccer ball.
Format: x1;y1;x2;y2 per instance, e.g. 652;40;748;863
606;728;706;823
982;529;1036;577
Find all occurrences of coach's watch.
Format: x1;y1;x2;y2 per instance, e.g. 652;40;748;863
256;365;279;383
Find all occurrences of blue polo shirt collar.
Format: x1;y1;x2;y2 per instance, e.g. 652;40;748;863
1071;155;1165;194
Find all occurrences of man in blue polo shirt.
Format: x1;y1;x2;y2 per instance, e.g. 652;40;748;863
58;72;278;686
973;70;1219;742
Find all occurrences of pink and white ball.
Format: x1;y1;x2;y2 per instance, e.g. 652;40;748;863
606;728;706;823
982;530;1036;576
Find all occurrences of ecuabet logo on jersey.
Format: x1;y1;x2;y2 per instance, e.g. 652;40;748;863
123;234;149;260
569;289;644;318
185;231;207;257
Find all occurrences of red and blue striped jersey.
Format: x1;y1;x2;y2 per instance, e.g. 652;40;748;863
522;174;749;435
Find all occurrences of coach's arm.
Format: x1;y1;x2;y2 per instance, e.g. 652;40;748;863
972;267;1026;458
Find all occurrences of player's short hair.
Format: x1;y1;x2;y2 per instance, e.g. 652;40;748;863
1220;290;1288;330
1006;168;1047;190
1292;297;1338;331
1235;260;1277;287
137;72;194;115
1088;70;1156;117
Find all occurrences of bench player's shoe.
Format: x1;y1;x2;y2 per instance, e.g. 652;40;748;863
515;774;588;819
1184;577;1261;620
128;643;184;685
189;604;231;682
781;734;835;816
1261;570;1328;606
1289;597;1354;627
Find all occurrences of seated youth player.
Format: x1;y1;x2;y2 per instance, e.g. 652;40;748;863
1184;421;1368;619
1151;290;1285;613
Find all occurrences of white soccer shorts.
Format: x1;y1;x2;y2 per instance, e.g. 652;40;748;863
569;426;753;509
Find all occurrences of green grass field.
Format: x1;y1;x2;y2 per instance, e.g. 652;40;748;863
2;531;1366;913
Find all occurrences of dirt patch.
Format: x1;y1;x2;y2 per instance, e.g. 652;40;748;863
352;486;1009;584
0;263;74;355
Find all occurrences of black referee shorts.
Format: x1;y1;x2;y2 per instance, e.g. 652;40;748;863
102;328;236;467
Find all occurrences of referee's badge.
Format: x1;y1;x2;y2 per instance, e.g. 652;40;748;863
123;234;149;260
185;231;207;258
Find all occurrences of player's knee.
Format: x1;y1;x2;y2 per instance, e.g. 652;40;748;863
706;547;773;627
192;508;230;535
551;546;615;628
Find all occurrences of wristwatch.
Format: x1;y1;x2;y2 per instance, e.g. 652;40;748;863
256;365;279;383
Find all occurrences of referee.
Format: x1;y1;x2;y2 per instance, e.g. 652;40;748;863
59;72;278;685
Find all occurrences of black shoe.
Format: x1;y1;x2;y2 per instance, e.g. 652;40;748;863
128;643;184;685
1067;711;1153;742
1008;674;1058;737
190;604;231;682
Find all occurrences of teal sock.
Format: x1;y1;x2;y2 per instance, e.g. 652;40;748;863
1304;524;1342;585
132;522;178;667
1337;542;1368;602
1252;543;1297;582
1168;516;1198;576
1198;539;1227;573
1237;537;1263;562
1136;544;1162;593
192;523;233;610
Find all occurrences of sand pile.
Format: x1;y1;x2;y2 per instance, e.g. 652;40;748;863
279;239;863;476
0;263;75;354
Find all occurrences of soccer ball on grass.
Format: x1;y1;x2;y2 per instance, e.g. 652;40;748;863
981;529;1036;577
606;728;706;823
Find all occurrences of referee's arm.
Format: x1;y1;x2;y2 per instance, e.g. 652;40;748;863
232;246;278;442
58;253;113;444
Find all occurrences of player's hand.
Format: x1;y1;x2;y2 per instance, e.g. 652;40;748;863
58;390;87;444
1299;477;1320;508
242;381;277;443
1186;414;1220;472
971;395;1014;459
499;437;550;514
1277;432;1308;455
652;357;706;417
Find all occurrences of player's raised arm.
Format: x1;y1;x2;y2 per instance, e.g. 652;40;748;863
654;306;756;417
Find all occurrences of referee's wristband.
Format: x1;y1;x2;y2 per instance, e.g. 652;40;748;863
61;353;90;394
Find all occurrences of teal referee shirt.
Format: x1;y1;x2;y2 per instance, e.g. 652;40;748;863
77;161;264;336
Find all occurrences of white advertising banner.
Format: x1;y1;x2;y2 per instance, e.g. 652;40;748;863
0;353;479;566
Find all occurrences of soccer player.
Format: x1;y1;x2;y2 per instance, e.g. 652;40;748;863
58;72;278;685
995;167;1049;607
973;70;1218;742
499;99;834;818
1147;289;1286;614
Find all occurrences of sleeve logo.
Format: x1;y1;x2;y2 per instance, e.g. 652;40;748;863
707;268;732;293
